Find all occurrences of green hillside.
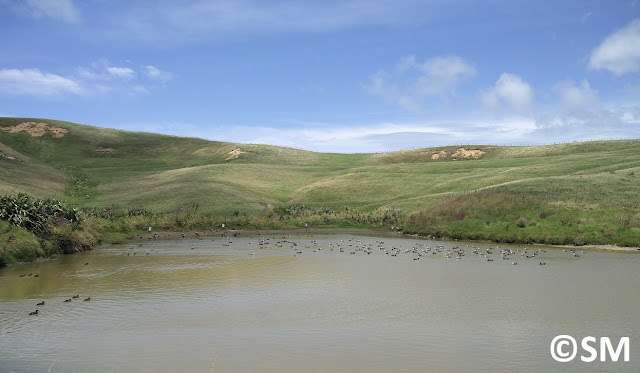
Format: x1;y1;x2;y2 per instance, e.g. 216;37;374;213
1;117;640;248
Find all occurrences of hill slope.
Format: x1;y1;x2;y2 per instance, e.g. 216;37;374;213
1;117;640;246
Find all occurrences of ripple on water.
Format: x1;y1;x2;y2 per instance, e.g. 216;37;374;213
2;235;640;373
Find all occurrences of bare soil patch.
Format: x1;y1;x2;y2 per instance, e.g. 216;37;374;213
0;122;69;138
96;147;116;153
225;148;247;161
430;150;448;160
452;148;486;159
430;148;485;160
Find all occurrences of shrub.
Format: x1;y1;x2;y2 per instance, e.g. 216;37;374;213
516;217;527;228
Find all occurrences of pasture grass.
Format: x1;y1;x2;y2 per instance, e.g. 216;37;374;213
2;117;639;248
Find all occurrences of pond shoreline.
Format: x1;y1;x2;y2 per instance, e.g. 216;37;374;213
4;227;637;268
128;228;640;252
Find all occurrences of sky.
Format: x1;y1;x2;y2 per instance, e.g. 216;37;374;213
1;0;640;153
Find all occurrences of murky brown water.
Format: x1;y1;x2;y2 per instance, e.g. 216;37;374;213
1;232;639;372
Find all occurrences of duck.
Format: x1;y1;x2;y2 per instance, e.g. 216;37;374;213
84;297;91;302
36;301;45;306
72;294;80;299
64;298;72;302
29;310;39;315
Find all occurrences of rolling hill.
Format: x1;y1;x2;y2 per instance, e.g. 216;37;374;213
2;117;640;247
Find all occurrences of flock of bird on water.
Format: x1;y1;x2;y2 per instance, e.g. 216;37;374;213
237;235;583;265
20;261;91;316
21;231;585;316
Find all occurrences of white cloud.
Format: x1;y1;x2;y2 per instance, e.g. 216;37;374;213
245;118;538;152
77;61;174;94
0;61;173;98
107;110;640;153
553;79;598;110
365;55;476;110
144;66;173;84
534;103;640;143
78;60;136;81
145;118;536;153
106;66;136;80
482;73;532;115
0;68;83;96
216;123;460;153
588;18;640;75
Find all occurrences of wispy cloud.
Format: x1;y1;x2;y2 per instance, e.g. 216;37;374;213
481;73;532;115
365;55;476;111
110;0;447;43
132;118;536;153
77;60;135;81
534;102;640;142
0;61;172;98
107;106;640;153
144;66;173;84
5;0;80;23
552;79;598;111
588;18;640;75
0;68;83;97
106;66;136;80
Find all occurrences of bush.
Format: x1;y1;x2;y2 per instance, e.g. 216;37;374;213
0;193;80;235
0;224;43;265
517;217;527;228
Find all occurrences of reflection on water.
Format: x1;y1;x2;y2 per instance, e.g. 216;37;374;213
1;233;639;372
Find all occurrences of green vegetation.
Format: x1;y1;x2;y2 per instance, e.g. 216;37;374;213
0;194;98;266
1;116;639;265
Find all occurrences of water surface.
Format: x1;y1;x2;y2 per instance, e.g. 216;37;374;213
1;232;638;372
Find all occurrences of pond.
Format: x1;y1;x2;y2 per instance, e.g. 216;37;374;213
1;232;638;372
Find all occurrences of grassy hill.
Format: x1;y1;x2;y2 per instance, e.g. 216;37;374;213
1;117;640;248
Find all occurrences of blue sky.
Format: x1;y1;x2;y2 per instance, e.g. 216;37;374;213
1;0;640;153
